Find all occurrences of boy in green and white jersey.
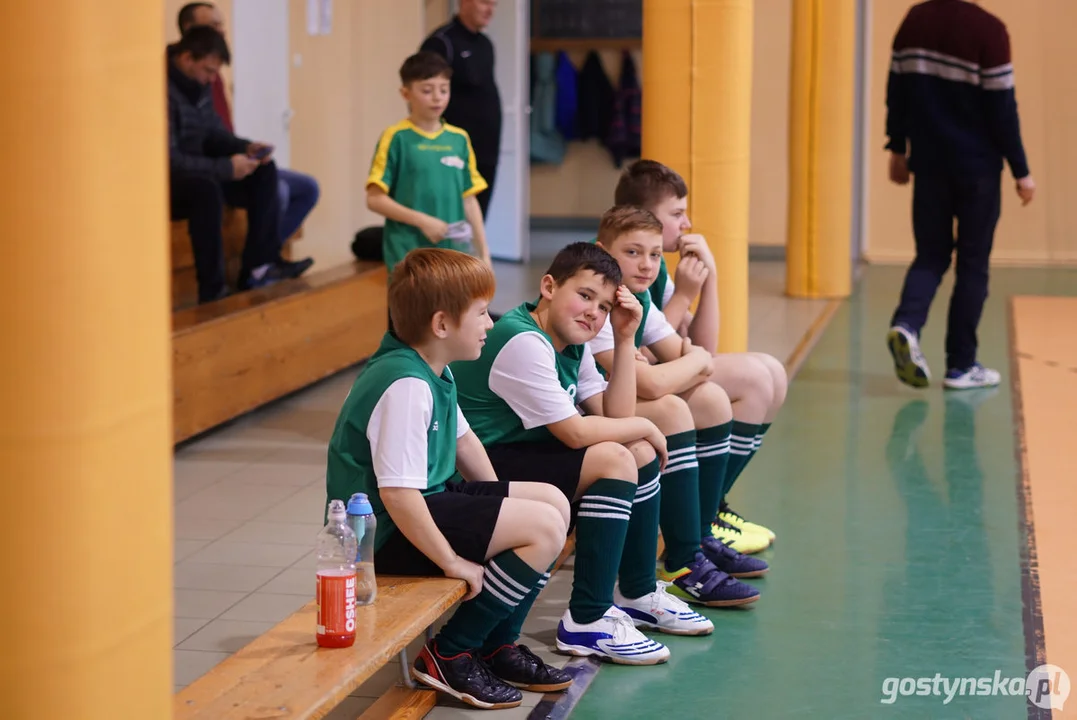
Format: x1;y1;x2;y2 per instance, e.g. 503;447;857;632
454;241;732;665
613;159;786;549
326;248;571;709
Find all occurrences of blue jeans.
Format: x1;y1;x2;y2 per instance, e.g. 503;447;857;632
277;169;320;246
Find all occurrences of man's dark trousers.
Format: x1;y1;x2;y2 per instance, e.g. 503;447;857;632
890;169;1001;372
171;162;282;302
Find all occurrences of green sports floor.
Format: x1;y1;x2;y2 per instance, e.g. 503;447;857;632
570;265;1077;719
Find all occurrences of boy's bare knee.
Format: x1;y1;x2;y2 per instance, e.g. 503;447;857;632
745;361;775;406
533;503;569;557
546;488;571;529
650;393;693;433
685;380;733;424
625;438;657;469
588;441;638;484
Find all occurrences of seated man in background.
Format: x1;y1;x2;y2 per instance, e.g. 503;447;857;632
178;2;321;257
167;26;312;303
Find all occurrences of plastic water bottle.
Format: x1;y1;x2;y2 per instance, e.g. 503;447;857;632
315;499;358;648
347;493;378;606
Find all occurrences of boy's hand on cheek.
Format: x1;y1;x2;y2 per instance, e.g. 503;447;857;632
611;285;643;338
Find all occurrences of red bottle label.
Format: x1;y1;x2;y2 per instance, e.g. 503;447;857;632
316;569;357;645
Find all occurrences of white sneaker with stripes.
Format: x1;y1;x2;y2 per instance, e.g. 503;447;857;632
615;582;715;636
556;606;670;665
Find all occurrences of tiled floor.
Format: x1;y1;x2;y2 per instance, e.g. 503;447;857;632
171;239;832;717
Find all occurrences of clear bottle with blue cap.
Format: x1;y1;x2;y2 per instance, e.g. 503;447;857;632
346;493;377;605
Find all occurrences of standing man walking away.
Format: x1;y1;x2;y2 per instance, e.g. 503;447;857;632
885;0;1035;391
422;0;502;219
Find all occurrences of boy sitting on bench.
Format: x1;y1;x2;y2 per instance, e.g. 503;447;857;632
326;248;572;710
453;241;726;665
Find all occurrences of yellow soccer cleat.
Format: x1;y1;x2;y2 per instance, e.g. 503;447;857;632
710;518;771;554
718;502;777;542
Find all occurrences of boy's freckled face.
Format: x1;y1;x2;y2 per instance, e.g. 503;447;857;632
547;270;616;345
602;231;665;294
650;194;691;252
402;76;451;121
450;298;494;361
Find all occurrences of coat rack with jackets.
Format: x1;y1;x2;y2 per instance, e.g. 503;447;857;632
529;45;641;169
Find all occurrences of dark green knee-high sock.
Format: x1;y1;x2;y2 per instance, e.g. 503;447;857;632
617;457;663;598
437;549;543;655
722;420;762;500
697;422;733;534
571;477;637;624
753;423;772;455
480;563;553;655
653;431;702;572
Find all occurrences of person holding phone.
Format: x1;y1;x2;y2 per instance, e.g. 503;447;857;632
177;2;317;284
167;27;313;303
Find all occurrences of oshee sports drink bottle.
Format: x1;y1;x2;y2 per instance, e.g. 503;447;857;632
315;499;359;648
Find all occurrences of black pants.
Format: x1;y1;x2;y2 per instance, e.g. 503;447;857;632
890;170;1001;371
170;163;282;302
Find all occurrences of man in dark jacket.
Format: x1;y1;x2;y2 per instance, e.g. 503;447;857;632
884;0;1035;390
421;0;501;218
168;27;304;303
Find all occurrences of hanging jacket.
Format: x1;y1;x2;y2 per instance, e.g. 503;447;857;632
530;52;566;165
576;50;615;142
605;50;642;167
554;51;579;140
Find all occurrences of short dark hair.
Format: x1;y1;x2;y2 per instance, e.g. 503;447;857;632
178;2;215;34
614;159;688;210
544;242;622;288
399;51;452;85
596;205;664;248
173;25;231;64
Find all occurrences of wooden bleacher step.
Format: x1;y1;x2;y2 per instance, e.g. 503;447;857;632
172;260;387;444
174;576;465;720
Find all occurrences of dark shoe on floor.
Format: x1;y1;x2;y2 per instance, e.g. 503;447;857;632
412;640;523;709
197;285;232;304
700;536;770;578
238;263;289;292
482;643;573;692
278;256;314;279
660;551;761;607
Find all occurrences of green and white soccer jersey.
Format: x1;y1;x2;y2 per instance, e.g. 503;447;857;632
452;302;608;446
366;119;487;272
588;289;678;355
326;333;469;551
649;257;674;311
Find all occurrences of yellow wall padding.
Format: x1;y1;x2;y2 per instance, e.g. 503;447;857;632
0;2;174;717
786;0;855;298
642;0;753;353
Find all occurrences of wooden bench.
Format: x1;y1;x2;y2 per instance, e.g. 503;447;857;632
172;261;388;444
171;209;303;311
174;575;466;720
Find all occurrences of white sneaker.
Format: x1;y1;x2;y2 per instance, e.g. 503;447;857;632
615;582;715;636
943;363;1001;390
887;325;931;388
555;606;671;665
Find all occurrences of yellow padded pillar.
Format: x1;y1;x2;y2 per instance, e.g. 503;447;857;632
0;1;173;718
642;0;753;353
786;0;855;298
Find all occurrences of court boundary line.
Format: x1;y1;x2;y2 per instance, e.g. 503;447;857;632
1007;297;1051;720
